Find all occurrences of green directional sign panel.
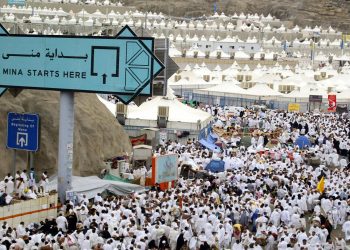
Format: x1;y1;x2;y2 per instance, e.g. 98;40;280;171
0;25;164;104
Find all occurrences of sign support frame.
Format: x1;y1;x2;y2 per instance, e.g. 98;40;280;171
12;149;16;181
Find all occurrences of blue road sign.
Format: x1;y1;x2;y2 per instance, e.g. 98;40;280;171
7;112;40;151
0;25;164;104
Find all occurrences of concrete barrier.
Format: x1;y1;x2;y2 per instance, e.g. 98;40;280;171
0;193;58;227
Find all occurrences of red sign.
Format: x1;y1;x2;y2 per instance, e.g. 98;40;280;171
328;95;336;112
129;134;147;146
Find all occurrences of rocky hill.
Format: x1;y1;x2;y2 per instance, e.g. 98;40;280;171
127;0;350;31
0;90;132;177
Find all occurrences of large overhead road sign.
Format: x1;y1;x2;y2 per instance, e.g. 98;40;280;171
0;25;164;104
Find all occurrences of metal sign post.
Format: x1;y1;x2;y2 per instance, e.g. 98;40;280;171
57;92;74;203
12;150;16;179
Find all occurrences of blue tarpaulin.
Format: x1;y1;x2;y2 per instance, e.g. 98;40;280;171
199;139;221;153
295;135;311;149
205;159;225;173
207;132;218;144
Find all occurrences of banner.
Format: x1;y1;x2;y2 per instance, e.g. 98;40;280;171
159;129;167;144
288;103;300;112
309;95;323;103
328;95;336;112
152;154;178;185
336;104;348;114
129;134;147;146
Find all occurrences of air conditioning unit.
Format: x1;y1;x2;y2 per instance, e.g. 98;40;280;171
174;75;181;81
157;106;169;128
197;120;201;130
203;75;210;82
116;103;127;125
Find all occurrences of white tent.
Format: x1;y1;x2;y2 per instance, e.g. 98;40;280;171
335;90;350;100
126;95;212;130
48;176;145;199
283;88;328;99
194;63;212;77
279;75;316;88
319;74;350;92
169;44;182;57
221;35;235;43
253;74;282;85
169;77;191;86
198;82;247;97
235;50;250;59
245;83;283;97
222;64;240;77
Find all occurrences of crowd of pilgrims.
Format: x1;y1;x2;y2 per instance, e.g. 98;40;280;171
0;170;49;206
2;107;350;250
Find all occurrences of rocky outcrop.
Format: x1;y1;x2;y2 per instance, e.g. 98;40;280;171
128;0;350;31
0;90;132;177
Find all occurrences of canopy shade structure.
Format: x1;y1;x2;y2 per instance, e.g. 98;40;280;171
48;176;145;199
125;92;212;130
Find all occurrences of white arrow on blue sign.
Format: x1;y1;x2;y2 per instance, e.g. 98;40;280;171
7;112;40;151
0;24;164;104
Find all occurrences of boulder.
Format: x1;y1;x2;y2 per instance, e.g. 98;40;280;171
0;90;132;177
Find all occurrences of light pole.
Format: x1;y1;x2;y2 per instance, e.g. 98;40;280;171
143;0;148;36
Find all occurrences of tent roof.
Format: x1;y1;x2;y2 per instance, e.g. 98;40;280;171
284;89;327;98
253;74;282;84
48;176;145;199
201;82;247;95
127;96;211;123
336;90;350;99
280;75;315;86
246;83;283;96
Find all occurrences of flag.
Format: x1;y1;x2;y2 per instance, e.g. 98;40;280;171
341;35;344;49
317;176;325;193
129;134;147;146
328;94;336;112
